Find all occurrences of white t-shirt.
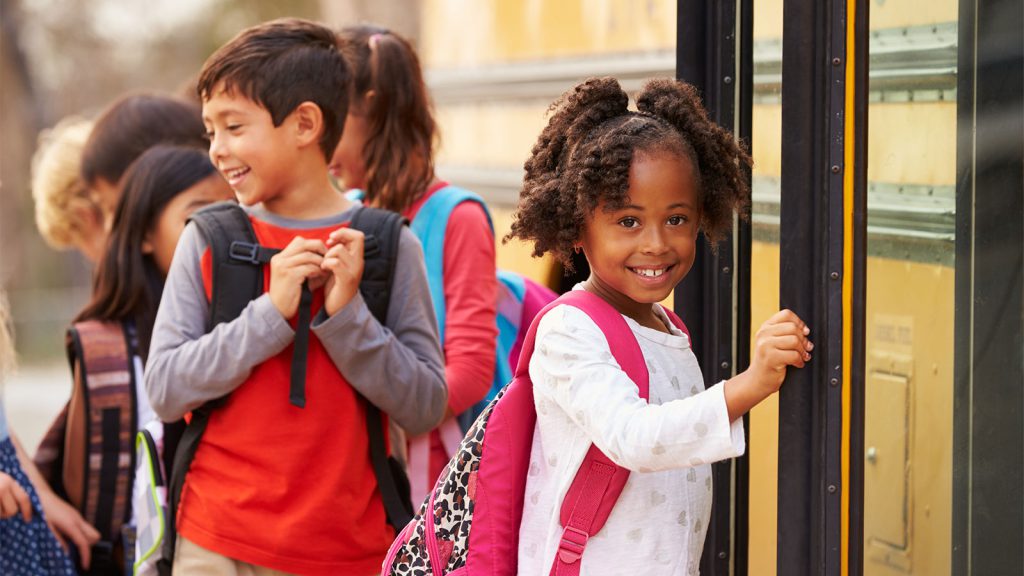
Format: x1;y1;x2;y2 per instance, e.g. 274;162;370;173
517;300;745;576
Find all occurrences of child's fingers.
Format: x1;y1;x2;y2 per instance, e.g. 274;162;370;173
326;226;361;244
279;236;327;257
326;228;364;253
761;323;814;350
0;489;15;519
274;250;325;273
775;348;808;369
321;243;363;273
0;482;32;522
766;309;810;334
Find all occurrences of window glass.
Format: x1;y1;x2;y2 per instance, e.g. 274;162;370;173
863;2;957;575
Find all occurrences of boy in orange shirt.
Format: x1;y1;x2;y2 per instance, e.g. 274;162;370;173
144;18;446;575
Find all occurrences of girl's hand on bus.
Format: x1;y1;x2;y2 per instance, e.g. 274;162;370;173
724;309;812;421
0;471;32;522
322;227;365;316
269;236;327;319
749;309;812;390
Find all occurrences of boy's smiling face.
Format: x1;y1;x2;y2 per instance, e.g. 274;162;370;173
580;151;701;322
202;85;298;207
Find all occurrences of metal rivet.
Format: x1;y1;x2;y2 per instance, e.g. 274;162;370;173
722;266;731;274
828;484;837;494
830;271;840;280
723;76;733;85
720;361;730;371
718;551;728;560
834;365;841;372
832;57;841;66
831;165;841;174
830;378;839;386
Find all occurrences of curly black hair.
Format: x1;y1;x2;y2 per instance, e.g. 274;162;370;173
507;77;751;270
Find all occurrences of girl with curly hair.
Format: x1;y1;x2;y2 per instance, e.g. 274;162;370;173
508;77;813;574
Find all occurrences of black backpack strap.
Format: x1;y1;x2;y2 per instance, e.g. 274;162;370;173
348;206;414;530
189;201;269;329
161;202;286;575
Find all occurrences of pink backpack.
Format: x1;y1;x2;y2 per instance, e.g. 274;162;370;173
383;290;687;575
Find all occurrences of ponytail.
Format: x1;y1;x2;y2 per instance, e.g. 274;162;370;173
338;26;436;212
636;79;751;244
511;77;631;269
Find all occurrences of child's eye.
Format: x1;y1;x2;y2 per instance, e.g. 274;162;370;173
226;124;242;132
202;130;214;141
668;215;689;226
619;217;640;228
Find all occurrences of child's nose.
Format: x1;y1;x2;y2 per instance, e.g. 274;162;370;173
208;133;226;162
641;227;669;253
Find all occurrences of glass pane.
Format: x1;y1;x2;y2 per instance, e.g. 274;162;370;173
863;1;958;575
747;0;784;572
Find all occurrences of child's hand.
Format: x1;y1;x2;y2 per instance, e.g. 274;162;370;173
322;227;365;316
269;236;328;318
748;309;813;393
724;309;813;421
0;471;32;522
38;489;100;569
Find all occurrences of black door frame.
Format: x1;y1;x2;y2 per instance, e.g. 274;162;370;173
675;1;753;574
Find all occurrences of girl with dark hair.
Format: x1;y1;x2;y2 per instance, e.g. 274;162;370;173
507;77;813;574
43;145;232;574
78;145;233;355
79;93;208;229
332;25;499;500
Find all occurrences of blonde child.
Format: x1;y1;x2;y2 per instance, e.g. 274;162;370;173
30;117;102;262
507;77;813;575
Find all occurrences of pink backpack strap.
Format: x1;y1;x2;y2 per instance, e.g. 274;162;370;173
663;306;691;342
536;291;651;576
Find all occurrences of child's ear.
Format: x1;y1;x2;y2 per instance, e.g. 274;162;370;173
291;101;324;148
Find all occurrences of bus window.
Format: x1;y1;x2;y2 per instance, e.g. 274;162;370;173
863;2;958;575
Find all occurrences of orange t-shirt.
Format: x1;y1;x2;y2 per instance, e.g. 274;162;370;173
177;215;392;575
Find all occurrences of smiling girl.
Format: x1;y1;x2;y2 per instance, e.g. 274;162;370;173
507;77;814;575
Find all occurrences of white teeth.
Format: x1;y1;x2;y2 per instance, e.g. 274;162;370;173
224;167;249;180
634;268;665;278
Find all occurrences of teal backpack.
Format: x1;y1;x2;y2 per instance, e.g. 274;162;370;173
410;185;557;428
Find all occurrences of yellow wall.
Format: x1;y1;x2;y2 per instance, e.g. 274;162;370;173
422;0;676;67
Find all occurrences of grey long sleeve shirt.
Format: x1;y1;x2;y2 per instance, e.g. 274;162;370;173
144;205;447;435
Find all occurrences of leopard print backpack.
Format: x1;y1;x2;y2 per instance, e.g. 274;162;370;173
382;290;688;576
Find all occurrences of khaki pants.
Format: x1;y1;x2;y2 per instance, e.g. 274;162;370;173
173;536;297;576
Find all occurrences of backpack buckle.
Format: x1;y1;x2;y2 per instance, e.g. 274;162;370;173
556;526;589;564
229;241;261;264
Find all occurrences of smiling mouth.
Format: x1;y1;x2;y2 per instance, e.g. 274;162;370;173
629;266;672;278
223;166;250;182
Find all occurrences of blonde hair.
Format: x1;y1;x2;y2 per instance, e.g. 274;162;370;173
31;117;97;250
0;290;14;380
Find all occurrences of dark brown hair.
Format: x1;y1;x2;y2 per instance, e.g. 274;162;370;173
77;145;219;360
508;77;752;270
337;25;437;212
197;17;349;161
80;93;206;187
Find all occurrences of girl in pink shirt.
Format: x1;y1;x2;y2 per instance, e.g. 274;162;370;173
331;25;499;499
